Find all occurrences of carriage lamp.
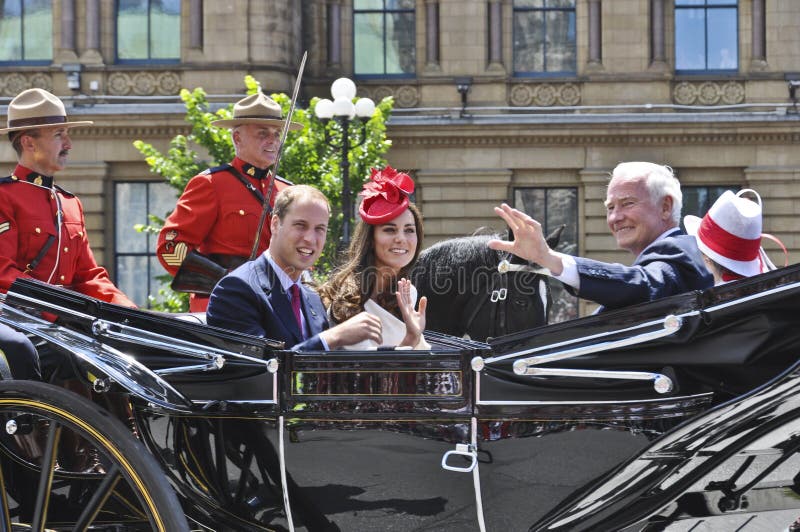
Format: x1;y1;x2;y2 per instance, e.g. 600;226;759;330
314;77;376;247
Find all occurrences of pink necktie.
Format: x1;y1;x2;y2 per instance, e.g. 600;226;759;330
289;283;303;336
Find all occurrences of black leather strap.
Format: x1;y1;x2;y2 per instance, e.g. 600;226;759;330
25;234;56;274
225;164;266;205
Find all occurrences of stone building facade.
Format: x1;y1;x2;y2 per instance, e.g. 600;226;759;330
0;0;798;314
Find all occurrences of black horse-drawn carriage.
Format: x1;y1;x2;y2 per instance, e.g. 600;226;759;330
1;263;800;531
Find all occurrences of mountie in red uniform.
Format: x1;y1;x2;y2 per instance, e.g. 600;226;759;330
157;156;292;312
0;164;135;306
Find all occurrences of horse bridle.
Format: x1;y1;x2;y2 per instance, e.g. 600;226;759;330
462;253;549;338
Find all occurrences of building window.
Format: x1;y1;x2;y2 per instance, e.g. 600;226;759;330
116;0;180;63
0;0;52;64
675;0;738;73
681;185;737;229
514;187;578;322
513;0;576;76
353;0;415;77
114;181;175;308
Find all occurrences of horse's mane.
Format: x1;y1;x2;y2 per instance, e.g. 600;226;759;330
416;234;501;272
412;225;565;292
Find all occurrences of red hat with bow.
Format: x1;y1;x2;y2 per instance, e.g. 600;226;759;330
358;166;415;225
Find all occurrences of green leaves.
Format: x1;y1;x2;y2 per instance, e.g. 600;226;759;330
133;76;394;310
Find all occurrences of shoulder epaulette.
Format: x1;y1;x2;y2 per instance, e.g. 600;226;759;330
0;176;16;185
197;164;230;176
274;174;294;186
54;184;75;197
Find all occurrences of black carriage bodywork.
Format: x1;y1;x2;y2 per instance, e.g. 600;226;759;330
1;266;800;530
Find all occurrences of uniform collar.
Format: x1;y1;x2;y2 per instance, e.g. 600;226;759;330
232;157;269;180
12;164;53;188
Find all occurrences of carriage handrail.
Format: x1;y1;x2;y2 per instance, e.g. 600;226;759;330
484;311;696;366
515;367;674;394
0;302;193;412
90;319;273;370
508;314;686;372
6;290;274;371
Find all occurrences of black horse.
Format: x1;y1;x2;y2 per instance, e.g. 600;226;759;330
413;227;563;341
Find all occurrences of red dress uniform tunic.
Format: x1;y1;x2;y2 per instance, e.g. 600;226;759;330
157;157;292;312
0;165;135;307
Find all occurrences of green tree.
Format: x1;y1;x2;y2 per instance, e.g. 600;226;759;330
133;75;394;310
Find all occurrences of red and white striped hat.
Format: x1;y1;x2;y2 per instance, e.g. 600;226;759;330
684;189;765;278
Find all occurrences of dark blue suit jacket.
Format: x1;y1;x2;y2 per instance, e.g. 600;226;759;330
206;254;329;350
572;229;713;311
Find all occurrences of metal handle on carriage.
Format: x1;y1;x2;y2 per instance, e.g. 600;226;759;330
90;318;276;368
517;367;674;394
512;314;683;374
441;443;478;473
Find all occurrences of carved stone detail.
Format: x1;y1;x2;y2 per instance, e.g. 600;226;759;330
532;84;557;106
132;72;157;95
721;81;745;105
107;73;132;95
673;81;745;105
28;73;54;92
395;85;419;108
0;73;52;96
361;85;418;108
509;84;532;106
673;82;697;105
369;86;394;102
107;71;182;96
697;81;720;105
156;71;181;94
509;83;582;107
559;83;581;106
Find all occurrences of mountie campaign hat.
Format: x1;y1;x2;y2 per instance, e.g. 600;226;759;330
684;189;765;278
358;166;415;225
211;92;303;130
1;88;93;134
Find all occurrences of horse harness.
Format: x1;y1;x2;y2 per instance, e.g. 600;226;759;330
462;255;550;339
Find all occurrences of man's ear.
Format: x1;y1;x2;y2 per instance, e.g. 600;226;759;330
661;195;674;220
270;214;280;234
19;134;36;153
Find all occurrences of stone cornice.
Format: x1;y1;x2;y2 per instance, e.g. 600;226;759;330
391;131;800;147
67;125;191;138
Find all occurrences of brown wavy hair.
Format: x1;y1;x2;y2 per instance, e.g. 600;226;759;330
320;203;423;323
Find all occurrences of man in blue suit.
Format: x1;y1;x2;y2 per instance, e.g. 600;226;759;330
489;162;713;312
207;185;383;349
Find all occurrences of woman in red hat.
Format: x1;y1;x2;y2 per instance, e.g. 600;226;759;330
320;166;429;350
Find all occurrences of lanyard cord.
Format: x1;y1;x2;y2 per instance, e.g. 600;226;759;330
46;188;63;284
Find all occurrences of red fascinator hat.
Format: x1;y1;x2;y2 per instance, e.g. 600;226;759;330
358;166;415;225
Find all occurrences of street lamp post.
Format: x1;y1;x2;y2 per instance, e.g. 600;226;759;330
314;77;375;247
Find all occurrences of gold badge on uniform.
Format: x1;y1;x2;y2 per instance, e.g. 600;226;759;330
164;229;178;241
161;242;188;266
0;222;9;234
247;167;255;176
33;176;43;186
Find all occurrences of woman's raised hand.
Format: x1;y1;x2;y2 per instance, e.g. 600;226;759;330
397;278;427;348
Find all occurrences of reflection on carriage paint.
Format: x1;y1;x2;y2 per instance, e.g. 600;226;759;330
292;369;461;397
